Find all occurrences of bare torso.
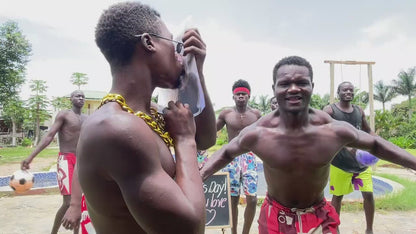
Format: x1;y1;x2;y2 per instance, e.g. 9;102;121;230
246;109;354;208
58;109;87;153
77;104;177;233
220;107;261;140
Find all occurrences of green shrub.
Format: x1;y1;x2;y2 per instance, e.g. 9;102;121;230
21;137;32;147
388;136;414;149
216;128;228;146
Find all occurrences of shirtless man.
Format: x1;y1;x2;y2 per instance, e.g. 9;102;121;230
200;55;416;233
217;79;261;234
270;96;278;111
21;90;86;234
323;81;376;234
74;2;215;233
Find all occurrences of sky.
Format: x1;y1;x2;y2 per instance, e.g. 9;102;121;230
1;0;415;111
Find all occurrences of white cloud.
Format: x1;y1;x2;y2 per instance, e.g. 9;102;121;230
2;0;415;112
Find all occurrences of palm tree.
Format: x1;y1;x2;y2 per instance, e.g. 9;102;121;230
257;95;270;115
70;72;88;90
373;80;397;112
392;67;416;120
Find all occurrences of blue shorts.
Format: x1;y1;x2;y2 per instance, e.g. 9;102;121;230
222;152;258;196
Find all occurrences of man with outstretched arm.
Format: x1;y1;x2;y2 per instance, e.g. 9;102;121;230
200;55;416;234
21;90;87;234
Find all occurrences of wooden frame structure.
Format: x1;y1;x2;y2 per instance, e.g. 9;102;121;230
324;60;376;131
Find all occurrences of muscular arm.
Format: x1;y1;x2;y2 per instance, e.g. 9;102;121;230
182;28;216;150
21;111;65;170
216;110;227;131
61;163;82;230
194;73;216;150
200;125;257;180
358;107;375;135
343;123;416;170
322;105;333;116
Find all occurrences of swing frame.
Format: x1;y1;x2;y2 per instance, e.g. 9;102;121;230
324;60;376;131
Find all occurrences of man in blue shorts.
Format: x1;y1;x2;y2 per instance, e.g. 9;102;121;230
216;79;261;234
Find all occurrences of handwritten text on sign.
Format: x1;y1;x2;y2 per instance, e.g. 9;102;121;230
203;173;231;228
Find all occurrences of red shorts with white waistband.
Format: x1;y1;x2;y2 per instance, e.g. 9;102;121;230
258;194;340;234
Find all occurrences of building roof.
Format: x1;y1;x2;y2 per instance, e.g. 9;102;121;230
64;90;107;100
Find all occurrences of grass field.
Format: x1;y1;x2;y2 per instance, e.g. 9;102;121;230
0;146;59;164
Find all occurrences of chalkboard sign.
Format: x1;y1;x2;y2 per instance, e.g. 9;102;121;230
204;172;232;229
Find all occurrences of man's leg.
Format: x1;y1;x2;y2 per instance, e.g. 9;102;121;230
240;152;258;234
51;195;72;234
242;195;257;234
329;165;353;216
230;196;240;234
330;195;343;215
222;156;241;234
362;191;374;234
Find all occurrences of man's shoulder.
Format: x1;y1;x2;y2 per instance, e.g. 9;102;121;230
310;108;333;124
219;107;234;116
248;107;262;117
84;109;154;143
322;103;335;114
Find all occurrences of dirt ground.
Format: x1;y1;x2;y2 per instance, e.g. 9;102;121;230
1;159;416;233
0;157;57;176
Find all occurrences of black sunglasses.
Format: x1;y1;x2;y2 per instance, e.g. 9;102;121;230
134;33;184;54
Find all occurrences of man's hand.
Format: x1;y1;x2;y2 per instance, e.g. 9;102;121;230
61;205;81;230
163;101;196;141
21;158;32;170
182;28;206;76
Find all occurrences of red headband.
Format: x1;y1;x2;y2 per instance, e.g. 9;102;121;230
233;87;250;95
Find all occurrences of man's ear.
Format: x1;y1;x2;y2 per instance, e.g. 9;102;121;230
312;82;315;89
140;33;156;52
271;83;275;92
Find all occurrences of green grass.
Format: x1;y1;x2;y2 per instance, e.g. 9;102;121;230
341;173;416;212
0;146;59;165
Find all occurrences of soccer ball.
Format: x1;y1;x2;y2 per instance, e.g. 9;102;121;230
9;170;34;194
356;150;379;166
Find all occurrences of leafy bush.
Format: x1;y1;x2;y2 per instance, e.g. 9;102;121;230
388;136;414;149
216;128;228;146
21;137;32;147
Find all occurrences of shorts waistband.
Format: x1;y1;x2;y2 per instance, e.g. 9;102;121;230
59;152;76;157
266;194;326;214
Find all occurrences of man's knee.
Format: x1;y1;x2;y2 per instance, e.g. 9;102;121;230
245;195;257;206
361;191;374;201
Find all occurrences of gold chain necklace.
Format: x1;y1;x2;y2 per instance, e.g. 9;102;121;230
99;93;174;148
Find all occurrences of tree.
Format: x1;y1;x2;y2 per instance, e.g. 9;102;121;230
70;72;88;90
248;95;259;110
2;96;27;146
257;95;270;115
248;95;271;115
373;80;397;112
27;80;50;146
310;93;329;110
392;67;416;120
51;96;71;112
351;88;369;110
0;21;32;106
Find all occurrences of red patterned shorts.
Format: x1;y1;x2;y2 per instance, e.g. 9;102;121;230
57;152;76;195
258;195;340;234
81;194;96;234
